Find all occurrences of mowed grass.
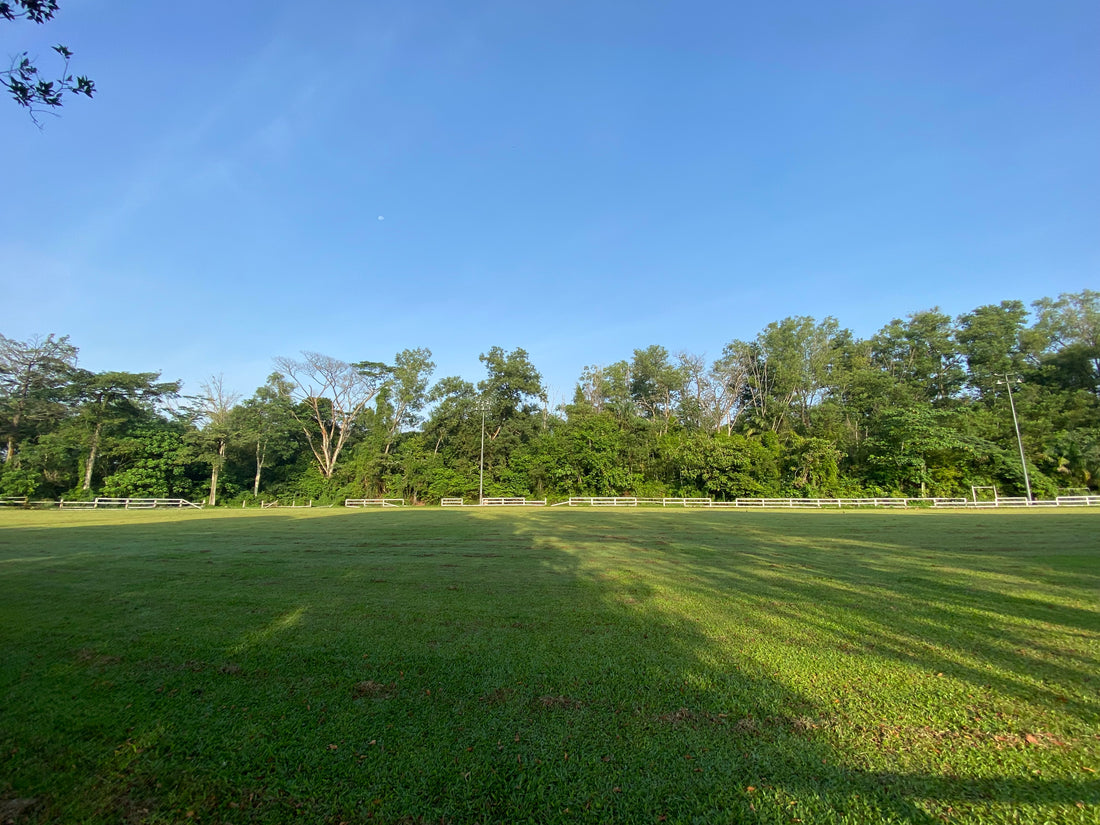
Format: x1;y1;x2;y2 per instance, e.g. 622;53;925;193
0;509;1098;824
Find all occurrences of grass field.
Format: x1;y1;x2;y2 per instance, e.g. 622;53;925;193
1;508;1098;824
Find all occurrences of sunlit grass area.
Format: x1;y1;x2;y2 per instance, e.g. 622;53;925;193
1;509;1098;824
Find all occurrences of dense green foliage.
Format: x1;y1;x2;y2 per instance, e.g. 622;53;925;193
2;291;1098;503
0;508;1097;823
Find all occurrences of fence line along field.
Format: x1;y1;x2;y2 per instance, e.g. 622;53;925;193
1;509;1097;824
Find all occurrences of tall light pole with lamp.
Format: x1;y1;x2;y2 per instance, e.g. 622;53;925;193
474;398;491;504
996;373;1032;503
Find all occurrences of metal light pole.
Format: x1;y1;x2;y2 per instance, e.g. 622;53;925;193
474;399;490;504
997;374;1032;503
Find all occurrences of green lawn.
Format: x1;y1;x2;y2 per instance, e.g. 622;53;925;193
1;508;1098;824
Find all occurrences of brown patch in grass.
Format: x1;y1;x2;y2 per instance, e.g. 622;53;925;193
75;648;121;667
353;680;396;700
535;695;584;710
657;707;699;725
479;687;514;705
655;710;823;735
734;715;759;733
791;716;820;733
862;723;1072;750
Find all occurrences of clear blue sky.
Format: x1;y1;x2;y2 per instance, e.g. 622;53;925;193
3;0;1097;404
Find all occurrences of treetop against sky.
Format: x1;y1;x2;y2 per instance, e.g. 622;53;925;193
2;1;1097;402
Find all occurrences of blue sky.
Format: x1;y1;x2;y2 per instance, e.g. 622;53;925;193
3;0;1097;405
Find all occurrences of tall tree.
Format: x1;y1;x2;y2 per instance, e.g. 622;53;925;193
475;347;547;494
738;317;839;432
424;375;477;456
709;344;752;435
235;373;297;497
379;347;436;454
871;309;964;404
1032;290;1100;396
72;370;180;491
478;346;546;421
573;361;634;424
189;375;241;506
955;301;1035;396
674;352;713;432
0;332;78;465
273;352;385;479
629;345;686;435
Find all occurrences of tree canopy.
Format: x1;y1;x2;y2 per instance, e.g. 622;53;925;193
2;290;1098;504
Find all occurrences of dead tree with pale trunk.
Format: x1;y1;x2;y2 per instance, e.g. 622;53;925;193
273;352;386;479
195;375;240;507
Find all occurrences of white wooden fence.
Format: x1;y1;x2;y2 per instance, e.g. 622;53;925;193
438;497;548;506
716;497;967;508
553;497;712;507
57;497;202;510
259;500;335;509
5;494;1096;512
553;495;1100;509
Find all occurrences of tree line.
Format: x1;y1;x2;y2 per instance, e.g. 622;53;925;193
2;291;1097;504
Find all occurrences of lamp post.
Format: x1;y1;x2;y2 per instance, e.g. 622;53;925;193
474;398;490;504
996;374;1032;503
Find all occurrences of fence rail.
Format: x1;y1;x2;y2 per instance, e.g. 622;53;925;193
554;495;1099;509
1055;495;1100;506
4;494;1097;512
714;497;969;508
257;500;335;509
56;497;202;510
556;497;715;507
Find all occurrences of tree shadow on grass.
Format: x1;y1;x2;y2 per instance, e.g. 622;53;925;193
665;512;1100;726
508;510;1100;820
0;508;1097;823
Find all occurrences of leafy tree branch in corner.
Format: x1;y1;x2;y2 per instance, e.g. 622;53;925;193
2;1;95;126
